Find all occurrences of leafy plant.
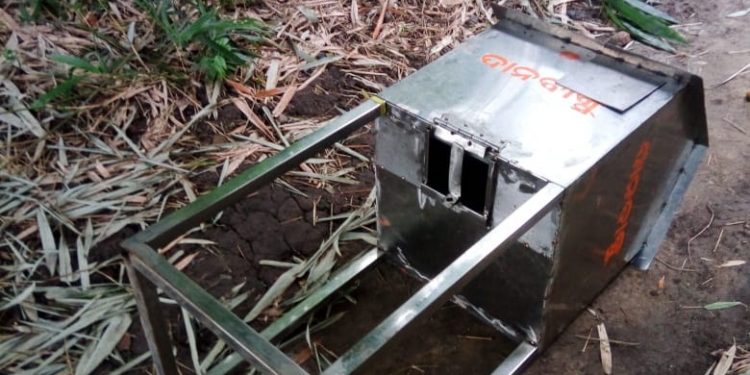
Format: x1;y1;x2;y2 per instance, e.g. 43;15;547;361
30;53;116;110
139;0;268;81
604;0;686;52
19;0;62;23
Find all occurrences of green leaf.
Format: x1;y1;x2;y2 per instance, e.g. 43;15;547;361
50;54;99;73
621;19;676;53
199;55;228;81
30;76;82;110
704;301;746;310
622;0;678;24
606;0;686;44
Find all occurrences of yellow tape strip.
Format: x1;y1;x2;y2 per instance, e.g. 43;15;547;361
368;95;387;116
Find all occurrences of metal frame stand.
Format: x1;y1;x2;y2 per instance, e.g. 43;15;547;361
125;259;179;375
122;99;561;374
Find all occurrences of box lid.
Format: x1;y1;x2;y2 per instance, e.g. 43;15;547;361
380;18;686;186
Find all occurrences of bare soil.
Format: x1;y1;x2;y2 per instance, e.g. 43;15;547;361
122;0;749;373
526;0;750;373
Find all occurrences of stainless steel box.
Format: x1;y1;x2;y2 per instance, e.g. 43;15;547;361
374;10;707;349
123;9;708;375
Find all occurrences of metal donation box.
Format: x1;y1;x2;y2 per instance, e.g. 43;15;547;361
123;7;708;375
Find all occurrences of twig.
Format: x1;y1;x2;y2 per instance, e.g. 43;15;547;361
724;220;747;226
371;0;389;39
654;257;699;272
711;228;724;253
711;61;750;89
575;335;641;347
722;117;747;135
459;335;493;341
581;327;593;352
687;205;714;260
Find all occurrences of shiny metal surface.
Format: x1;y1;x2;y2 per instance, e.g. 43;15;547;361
491;342;537;375
123;100;381;375
631;145;707;269
125;258;179;375
556;60;665;112
131;100;381;249
391;247;525;342
376;6;708;355
324;184;564;374
207;248;384;375
128;242;307;375
124;7;709;375
379;26;677;187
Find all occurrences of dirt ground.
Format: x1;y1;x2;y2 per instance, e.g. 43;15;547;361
526;0;750;373
122;0;749;373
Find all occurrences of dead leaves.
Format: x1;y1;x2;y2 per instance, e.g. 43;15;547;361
717;260;746;268
708;344;750;375
597;322;613;375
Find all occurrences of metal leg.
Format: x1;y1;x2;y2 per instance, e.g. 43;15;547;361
127;242;308;375
491;342;537;375
207;248;384;375
122;100;382;375
126;255;179;375
323;183;564;374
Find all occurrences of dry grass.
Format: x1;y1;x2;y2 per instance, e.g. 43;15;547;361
0;0;624;373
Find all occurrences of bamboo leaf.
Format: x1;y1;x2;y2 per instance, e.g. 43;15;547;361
50;54;99;73
110;352;151;375
704;301;745;310
182;308;203;375
0;283;35;311
75;313;132;375
713;344;736;375
244;262;305;323
606;0;685;44
0;80;45;137
30;76;82;110
607;7;676;53
307;250;336;286
621;0;678;24
58;234;73;283
36;209;57;276
716;260;746;268
727;7;750;18
76;235;91;290
339;231;378;245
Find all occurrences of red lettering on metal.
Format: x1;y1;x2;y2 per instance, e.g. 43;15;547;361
602;141;652;265
480;53;600;117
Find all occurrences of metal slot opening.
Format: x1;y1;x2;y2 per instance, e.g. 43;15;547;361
460;153;489;214
426;134;451;195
